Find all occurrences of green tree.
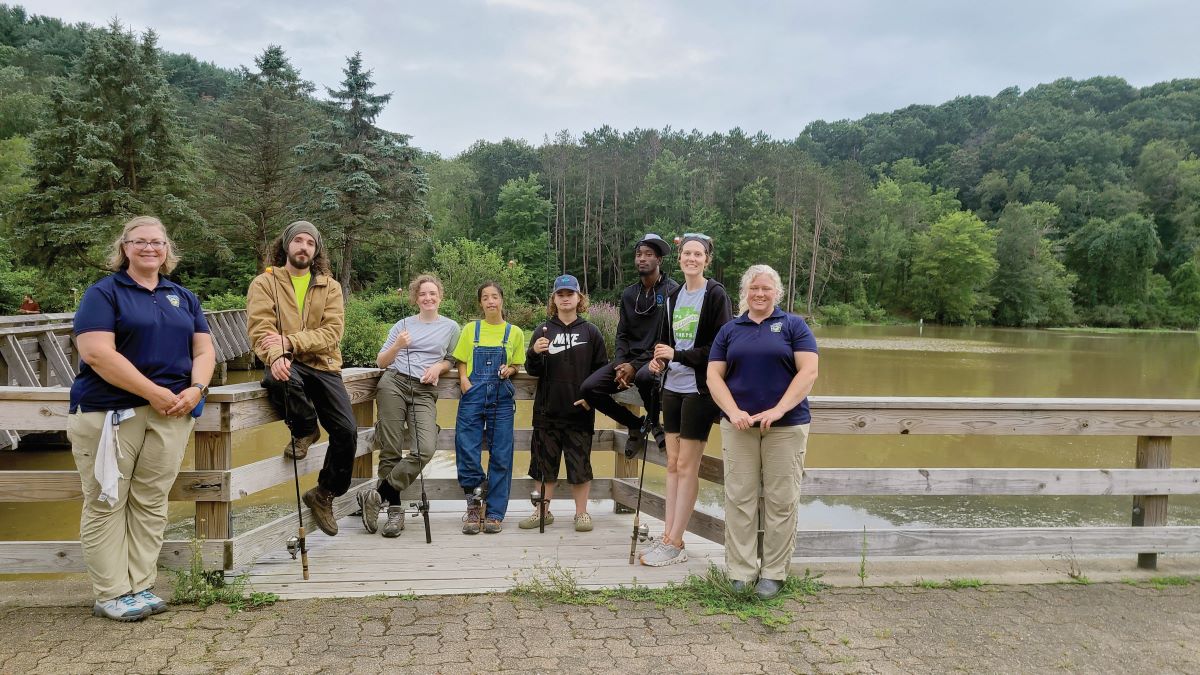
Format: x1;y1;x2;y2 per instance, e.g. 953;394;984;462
432;238;531;314
14;21;206;268
1067;213;1160;311
910;211;998;324
726;178;790;276
204;45;318;268
298;52;429;297
990;202;1076;326
494;174;553;297
638;149;691;230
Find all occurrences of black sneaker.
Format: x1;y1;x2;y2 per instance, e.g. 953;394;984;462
649;423;666;451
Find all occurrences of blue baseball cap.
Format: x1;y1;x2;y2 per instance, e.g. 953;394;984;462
552;274;581;293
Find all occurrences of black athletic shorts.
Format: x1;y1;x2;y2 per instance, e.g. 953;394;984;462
529;427;593;484
661;389;719;442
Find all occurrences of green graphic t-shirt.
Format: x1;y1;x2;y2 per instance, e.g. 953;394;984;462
665;285;706;394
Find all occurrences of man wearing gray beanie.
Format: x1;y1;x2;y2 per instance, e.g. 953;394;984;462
246;221;356;536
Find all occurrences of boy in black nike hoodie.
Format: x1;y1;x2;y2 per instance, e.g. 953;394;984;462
520;274;608;532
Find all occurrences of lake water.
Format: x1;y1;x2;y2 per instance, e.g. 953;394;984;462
2;325;1198;544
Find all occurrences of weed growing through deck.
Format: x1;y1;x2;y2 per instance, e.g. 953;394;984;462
170;539;279;613
857;526;868;587
508;561;825;628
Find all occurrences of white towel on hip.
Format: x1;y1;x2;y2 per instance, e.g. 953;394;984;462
95;408;134;507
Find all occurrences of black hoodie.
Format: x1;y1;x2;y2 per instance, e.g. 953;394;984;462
654;278;733;395
525;315;609;431
614;272;680;370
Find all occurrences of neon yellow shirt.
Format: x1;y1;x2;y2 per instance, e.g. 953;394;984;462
452;320;526;377
290;271;311;316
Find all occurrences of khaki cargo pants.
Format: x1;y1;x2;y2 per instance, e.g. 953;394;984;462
374;370;440;499
721;421;809;583
68;406;193;601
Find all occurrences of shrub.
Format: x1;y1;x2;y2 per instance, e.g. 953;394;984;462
816;302;862;326
505;302;544;334
342;297;390;367
203;291;247;311
586;301;619;354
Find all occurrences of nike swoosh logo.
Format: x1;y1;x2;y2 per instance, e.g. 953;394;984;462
547;340;588;355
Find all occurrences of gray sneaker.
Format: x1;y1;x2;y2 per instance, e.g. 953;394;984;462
640;541;687;567
93;594;148;621
637;535;663;561
381;505;405;538
755;578;784;599
358;489;383;534
134;589;168;615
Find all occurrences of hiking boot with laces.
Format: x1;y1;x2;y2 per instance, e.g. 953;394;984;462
284;429;321;460
641;541;687;567
483;517;503;534
358;489;383;534
303;486;338;536
134;589;168;615
381;505;405;538
573;513;593;532
93;593;148;622
462;502;482;535
518;511;554;529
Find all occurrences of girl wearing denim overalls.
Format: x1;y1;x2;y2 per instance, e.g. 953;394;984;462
453;282;526;534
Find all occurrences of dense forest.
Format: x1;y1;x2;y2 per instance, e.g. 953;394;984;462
2;5;1199;332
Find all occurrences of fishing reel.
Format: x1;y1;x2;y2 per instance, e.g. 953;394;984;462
530;488;543;507
286;536;299;559
636;523;650;542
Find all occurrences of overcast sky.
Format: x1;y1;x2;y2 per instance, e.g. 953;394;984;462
26;0;1200;156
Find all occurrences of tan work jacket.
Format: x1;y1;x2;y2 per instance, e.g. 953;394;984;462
246;266;345;372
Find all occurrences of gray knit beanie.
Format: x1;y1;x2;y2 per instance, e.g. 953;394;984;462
282;220;322;256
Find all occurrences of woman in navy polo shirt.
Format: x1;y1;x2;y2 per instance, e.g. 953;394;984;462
707;264;818;599
68;216;215;621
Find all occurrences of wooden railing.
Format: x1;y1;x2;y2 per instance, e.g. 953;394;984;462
1;370;1199;574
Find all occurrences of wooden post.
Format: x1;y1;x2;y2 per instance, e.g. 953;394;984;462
1133;435;1171;569
194;428;233;540
612;402;641;513
352;400;375;480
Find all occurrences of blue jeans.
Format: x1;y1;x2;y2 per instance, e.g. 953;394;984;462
455;379;516;520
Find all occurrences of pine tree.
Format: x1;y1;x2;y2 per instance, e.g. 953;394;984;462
204;45;317;268
298;52;429;296
16;20;207;268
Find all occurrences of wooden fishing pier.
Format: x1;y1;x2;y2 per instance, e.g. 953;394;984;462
3;351;1200;596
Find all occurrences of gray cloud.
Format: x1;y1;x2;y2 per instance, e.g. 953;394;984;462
26;0;1200;154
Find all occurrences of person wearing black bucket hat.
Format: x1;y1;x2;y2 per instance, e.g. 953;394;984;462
580;234;679;456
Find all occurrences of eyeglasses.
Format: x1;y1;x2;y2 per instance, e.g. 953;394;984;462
125;239;167;250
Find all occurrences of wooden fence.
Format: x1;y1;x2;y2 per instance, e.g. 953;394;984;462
0;309;252;449
1;369;1199;574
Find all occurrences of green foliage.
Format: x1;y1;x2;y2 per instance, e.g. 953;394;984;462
585;301;619;355
341;296;389;367
202;292;247;311
509;562;824;629
432;238;531;315
1067;213;1160;324
15;20;212;269
914;578;985;590
910;212;998;324
297;52;430;294
990;202;1077;326
493;173;553;294
169;539;278;613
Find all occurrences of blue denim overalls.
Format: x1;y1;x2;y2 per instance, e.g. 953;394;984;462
454;320;516;520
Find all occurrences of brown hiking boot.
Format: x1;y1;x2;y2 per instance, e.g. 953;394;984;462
284;429;321;460
303;486;338;536
483;517;503;534
462;502;482;535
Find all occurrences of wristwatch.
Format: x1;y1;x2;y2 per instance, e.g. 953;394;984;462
191;383;210;398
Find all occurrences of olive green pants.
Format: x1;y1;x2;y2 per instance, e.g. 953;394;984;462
68;406;193;601
721;421;809;583
374;370;440;499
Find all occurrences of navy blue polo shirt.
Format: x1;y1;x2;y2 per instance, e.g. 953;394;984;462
70;270;210;414
709;308;818;426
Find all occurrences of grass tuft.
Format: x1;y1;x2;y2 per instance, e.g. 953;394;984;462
508;561;824;628
170;539;278;613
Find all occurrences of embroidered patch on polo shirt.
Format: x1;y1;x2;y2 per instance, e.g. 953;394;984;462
167;294;181;307
770;322;782;332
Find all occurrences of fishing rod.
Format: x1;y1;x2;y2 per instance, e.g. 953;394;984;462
529;325;552;534
267;265;309;581
629;286;671;564
402;317;433;544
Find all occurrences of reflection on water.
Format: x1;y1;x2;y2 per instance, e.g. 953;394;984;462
3;326;1199;542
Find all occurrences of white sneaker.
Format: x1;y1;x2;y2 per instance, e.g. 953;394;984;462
93;594;149;621
134;589;168;615
641;541;688;567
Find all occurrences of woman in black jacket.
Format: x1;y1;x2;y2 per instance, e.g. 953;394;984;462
521;274;609;532
638;234;733;566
